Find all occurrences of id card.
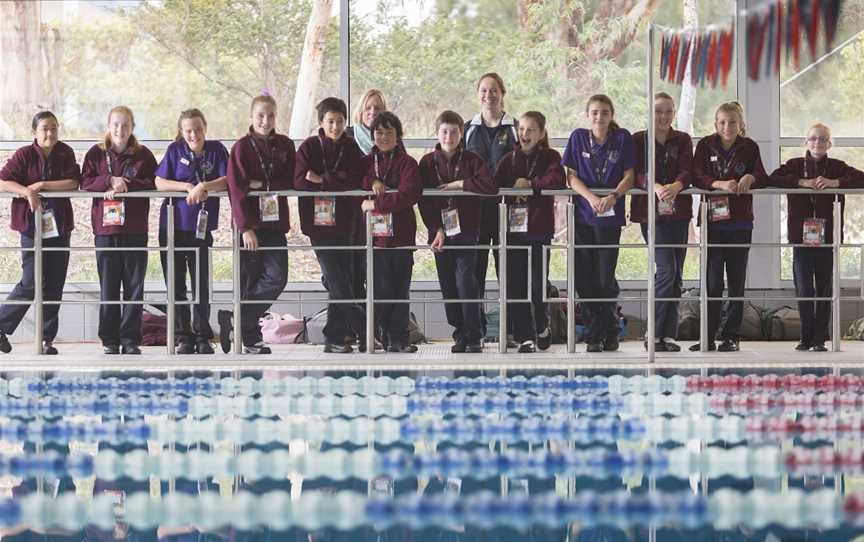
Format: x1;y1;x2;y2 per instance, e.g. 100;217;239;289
509;204;529;233
803;218;826;246
104;490;126;519
102;199;125;226
596;207;616;218
509;478;530;497
313;196;336;226
370;476;394;498
259;193;280;222
195;209;208;240
658;199;676;216
41;208;59;239
371;212;394;237
709;196;731;222
444;477;462;496
441;207;461;237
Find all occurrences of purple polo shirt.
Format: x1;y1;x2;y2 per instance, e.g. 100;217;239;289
561;127;636;227
156;139;228;232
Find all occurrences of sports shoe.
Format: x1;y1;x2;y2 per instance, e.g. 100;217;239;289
324;342;353;354
243;342;272;355
42;341;58;355
196;341;215;355
662;338;681;352
518;340;536;353
717;338;739;352
536;328;551;351
218;310;233;353
689;342;716;352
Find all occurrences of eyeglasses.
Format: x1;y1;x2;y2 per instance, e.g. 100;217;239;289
806;136;830;144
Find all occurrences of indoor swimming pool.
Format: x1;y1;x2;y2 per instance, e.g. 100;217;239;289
0;368;862;542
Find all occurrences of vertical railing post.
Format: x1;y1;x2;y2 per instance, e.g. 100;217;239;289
832;196;842;352
498;201;508;354
232;226;243;354
566;201;576;354
166;198;176;355
365;211;375;353
34;205;44;355
699;200;709;352
646;24;657;364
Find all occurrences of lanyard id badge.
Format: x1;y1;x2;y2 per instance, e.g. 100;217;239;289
658;198;676;216
509;204;529;232
102;199;125;226
441;207;461;237
313;196;336;226
370;476;394;498
709;196;731;222
195;209;209;240
803;218;826;246
596;206;616;218
259;193;280;222
371;211;394;237
41;208;59;239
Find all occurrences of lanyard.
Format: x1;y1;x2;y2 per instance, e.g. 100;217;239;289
655;140;674;183
187;148;208;186
105;151;115;176
512;149;540;182
249;137;273;190
318;136;345;176
804;156;826;218
432;149;462;184
373;150;395;184
41;153;53;182
589;134;616;185
711;144;739;179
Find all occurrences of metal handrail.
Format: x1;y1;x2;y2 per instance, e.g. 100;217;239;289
0;187;859;358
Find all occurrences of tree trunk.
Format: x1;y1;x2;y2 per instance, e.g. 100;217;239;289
0;0;43;138
289;0;333;140
676;0;698;135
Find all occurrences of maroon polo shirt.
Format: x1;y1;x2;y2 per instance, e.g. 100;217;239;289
494;147;566;238
692;134;768;225
226;128;295;233
361;146;422;248
630;129;694;223
294;129;366;243
81;143;157;236
770;152;864;244
418;146;497;242
0;140;80;235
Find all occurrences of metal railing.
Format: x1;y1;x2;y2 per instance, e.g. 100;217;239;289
1;186;862;361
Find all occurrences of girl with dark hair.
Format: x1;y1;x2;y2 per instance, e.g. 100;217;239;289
0;111;81;354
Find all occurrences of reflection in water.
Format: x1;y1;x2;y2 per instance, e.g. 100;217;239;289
0;368;863;541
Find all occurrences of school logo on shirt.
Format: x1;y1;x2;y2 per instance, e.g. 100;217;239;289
201;160;213;174
668;146;678;158
497;132;509;145
608;150;620;164
735;163;746;175
125;166;137;178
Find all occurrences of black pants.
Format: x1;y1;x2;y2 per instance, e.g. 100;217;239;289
351;220;367;303
706;228;751;341
159;230;213;344
95;234;148;347
0;233;71;341
240;229;288;346
507;237;551;343
435;236;483;343
572;224;621;343
793;246;832;345
641;221;689;340
313;239;366;344
373;250;413;346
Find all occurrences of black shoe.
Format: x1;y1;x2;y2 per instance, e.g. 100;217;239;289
122;345;141;355
324;342;353;354
196;341;215;355
465;342;483;353
218;310;233;354
243;342;272;355
451;341;467;354
506;336;519;349
603;335;619;352
387;344;417;353
689;342;716;352
42;341;57;355
811;343;828;352
536;328;551;351
358;339;383;353
795;342;811;351
586;342;603;353
645;340;668;352
176;341;195;355
103;344;120;355
717;339;739;352
0;333;11;354
518;340;536;353
662;339;681;352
